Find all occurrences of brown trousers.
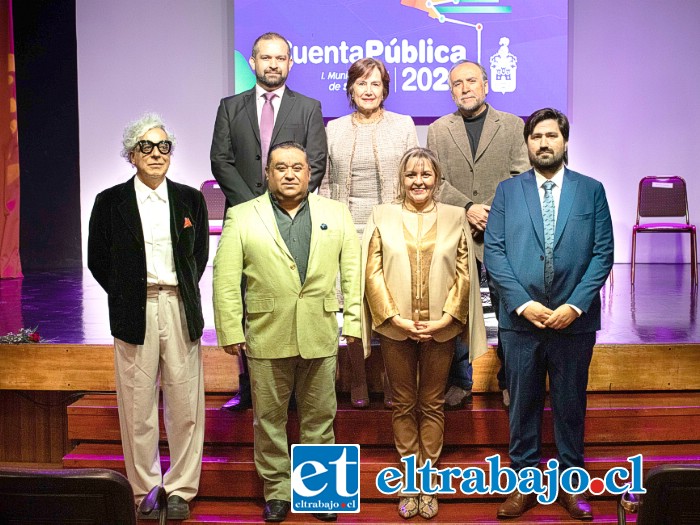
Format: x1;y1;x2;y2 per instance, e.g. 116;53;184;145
380;335;455;472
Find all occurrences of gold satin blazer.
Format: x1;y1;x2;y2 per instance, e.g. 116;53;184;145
360;202;487;361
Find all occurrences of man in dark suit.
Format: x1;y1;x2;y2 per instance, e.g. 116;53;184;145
485;108;614;520
211;31;327;411
88;113;209;521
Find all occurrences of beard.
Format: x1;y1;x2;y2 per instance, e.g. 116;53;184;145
456;98;486;116
256;70;287;90
529;148;566;172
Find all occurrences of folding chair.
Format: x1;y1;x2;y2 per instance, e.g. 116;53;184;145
631;176;697;285
200;179;227;235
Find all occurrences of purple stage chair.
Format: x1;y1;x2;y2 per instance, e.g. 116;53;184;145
200;179;227;235
631;176;697;285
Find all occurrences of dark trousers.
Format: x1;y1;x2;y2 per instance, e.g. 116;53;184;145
449;261;506;390
501;329;595;472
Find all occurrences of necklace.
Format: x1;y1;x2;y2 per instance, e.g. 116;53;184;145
352;108;384;125
402;201;437;214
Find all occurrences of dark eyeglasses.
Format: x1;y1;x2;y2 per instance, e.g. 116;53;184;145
136;140;172;155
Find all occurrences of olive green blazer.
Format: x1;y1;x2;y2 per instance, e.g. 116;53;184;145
213;192;361;359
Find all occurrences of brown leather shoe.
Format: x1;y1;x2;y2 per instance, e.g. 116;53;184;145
497;491;537;519
557;492;593;520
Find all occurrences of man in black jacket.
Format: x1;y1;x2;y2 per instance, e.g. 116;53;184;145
88;113;209;521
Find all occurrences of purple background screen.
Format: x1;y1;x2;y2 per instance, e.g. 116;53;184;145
233;0;568;118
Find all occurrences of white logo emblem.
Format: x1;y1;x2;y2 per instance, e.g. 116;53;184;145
490;37;517;94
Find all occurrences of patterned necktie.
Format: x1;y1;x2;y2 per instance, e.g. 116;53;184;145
260;92;277;181
542;180;556;291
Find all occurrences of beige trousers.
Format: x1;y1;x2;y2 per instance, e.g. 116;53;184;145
114;285;205;503
380;335;455;473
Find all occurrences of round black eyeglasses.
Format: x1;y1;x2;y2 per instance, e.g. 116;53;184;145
136;140;172;155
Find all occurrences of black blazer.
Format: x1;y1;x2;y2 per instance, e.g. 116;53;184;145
210;86;327;208
87;177;209;345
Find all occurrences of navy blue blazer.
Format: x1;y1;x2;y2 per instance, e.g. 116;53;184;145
484;168;614;334
88;177;209;345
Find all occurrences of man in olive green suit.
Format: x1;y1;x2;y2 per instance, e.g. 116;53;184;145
213;142;361;523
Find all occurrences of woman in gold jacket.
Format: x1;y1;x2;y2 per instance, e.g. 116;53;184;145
362;147;487;519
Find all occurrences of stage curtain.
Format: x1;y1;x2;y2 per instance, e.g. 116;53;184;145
0;0;21;278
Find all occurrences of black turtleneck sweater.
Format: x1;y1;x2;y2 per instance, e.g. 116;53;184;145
462;104;489;158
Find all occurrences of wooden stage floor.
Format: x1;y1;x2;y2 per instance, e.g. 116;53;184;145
0;263;697;346
1;264;699;524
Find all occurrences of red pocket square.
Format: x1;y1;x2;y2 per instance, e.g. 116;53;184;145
183;217;193;228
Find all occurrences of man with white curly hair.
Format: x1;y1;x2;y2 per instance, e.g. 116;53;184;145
88;112;209;520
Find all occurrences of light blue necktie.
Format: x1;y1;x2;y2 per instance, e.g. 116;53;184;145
542;180;556;291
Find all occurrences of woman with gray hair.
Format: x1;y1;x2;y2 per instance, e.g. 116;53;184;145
361;147;486;520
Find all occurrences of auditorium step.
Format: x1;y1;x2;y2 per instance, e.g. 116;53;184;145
64;441;700;500
134;499;634;524
67;392;700;445
66;391;698;521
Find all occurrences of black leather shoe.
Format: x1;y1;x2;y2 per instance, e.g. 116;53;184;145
167;495;191;520
136;508;160;520
221;373;252;411
444;385;473;410
313;512;337;521
136;486;166;520
263;499;290;522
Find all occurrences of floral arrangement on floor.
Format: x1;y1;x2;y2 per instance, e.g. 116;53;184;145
0;327;43;344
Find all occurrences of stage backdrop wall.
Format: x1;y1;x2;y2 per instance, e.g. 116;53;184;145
76;0;233;268
77;0;700;265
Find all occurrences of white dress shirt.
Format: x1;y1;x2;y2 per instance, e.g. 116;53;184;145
516;166;582;317
255;84;285;127
134;176;178;286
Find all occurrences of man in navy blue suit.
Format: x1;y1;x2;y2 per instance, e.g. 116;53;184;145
484;108;614;520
